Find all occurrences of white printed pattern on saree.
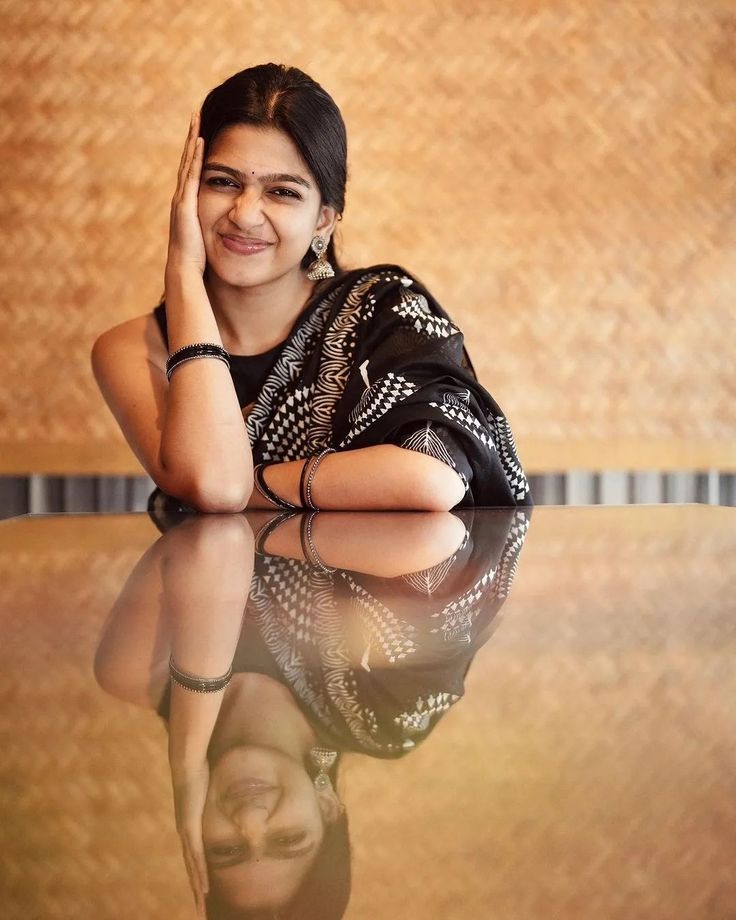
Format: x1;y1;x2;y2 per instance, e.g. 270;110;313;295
392;289;460;339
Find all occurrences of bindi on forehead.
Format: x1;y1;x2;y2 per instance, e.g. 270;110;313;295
207;123;310;179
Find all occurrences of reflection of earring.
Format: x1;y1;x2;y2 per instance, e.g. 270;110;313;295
306;236;335;280
310;746;337;791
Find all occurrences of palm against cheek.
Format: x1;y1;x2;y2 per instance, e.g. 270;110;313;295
166;111;207;278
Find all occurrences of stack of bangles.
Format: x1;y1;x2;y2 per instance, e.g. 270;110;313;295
169;656;233;693
166;342;230;380
254;447;335;512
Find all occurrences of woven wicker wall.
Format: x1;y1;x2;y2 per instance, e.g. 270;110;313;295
2;0;735;474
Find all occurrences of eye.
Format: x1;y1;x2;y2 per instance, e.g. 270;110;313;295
205;176;239;189
212;844;244;857
270;187;302;200
274;832;307;847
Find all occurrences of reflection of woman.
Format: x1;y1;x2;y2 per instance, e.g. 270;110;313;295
95;510;529;917
96;514;351;918
92;63;532;514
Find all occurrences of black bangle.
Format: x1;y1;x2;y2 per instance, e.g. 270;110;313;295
166;343;230;381
253;463;301;511
254;510;298;555
169;656;233;693
298;457;312;510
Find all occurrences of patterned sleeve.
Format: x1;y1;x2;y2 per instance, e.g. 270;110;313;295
389;420;475;497
330;267;532;508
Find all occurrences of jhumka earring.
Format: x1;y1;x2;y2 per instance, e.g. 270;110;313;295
309;746;338;792
306;235;335;281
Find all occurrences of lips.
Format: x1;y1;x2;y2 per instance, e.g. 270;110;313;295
220;234;273;255
224;778;279;800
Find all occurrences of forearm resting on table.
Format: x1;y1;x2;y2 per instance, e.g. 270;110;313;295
159;360;253;510
158;274;253;511
249;444;466;512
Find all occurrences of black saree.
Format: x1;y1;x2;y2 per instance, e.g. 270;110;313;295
151;263;532;512
245;263;531;507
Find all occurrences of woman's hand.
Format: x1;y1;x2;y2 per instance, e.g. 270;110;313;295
166;111;207;281
171;760;210;918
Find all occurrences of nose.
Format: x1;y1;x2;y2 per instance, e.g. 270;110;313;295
230;800;269;841
228;188;265;228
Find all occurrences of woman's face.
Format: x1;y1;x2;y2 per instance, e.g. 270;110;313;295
197;123;337;289
203;744;335;910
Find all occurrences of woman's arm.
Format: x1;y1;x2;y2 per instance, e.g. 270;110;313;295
92;302;252;511
92;112;253;511
248;444;466;512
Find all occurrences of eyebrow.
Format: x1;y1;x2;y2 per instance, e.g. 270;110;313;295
203;162;312;189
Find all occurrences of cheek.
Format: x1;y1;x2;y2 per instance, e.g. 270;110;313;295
196;188;230;231
278;201;321;236
281;787;325;830
197;194;214;228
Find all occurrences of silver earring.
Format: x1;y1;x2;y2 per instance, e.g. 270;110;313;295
310;746;337;791
306;236;335;281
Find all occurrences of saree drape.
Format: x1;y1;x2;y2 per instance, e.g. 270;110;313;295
152;263;532;510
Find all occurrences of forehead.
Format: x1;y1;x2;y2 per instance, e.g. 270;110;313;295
207;123;311;179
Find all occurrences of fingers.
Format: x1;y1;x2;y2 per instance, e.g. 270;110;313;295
182;835;208;917
175;111;201;199
185;137;204;193
176;112;194;178
183;829;209;894
176;112;196;185
194;844;210;898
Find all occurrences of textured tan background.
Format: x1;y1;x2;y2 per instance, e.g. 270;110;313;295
1;0;735;473
1;507;734;918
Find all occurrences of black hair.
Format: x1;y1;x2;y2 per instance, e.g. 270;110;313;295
199;63;348;274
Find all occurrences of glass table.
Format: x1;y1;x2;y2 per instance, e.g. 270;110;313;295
1;504;734;919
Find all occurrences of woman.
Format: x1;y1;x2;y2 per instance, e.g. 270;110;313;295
92;63;532;513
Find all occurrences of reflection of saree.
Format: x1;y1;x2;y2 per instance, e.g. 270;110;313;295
152;264;532;508
156;510;531;757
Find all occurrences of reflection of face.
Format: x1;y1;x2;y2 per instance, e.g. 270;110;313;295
203;745;328;910
198;123;334;289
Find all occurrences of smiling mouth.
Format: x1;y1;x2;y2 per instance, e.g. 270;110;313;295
220;235;273;255
224;778;279;800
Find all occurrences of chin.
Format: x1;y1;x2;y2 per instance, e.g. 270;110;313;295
208;257;290;290
212;744;283;783
205;264;262;289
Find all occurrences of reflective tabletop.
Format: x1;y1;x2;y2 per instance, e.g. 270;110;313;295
1;505;734;920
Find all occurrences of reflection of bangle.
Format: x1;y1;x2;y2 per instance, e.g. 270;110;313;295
299;511;336;573
300;448;335;511
169;656;233;693
254;510;298;555
166;343;230;380
253;463;300;510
